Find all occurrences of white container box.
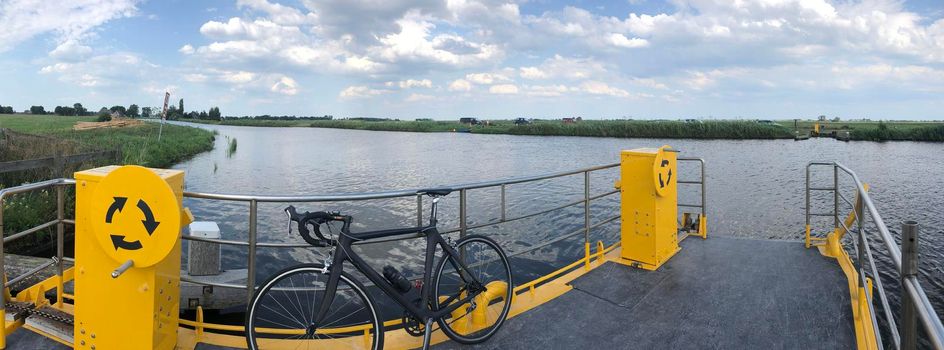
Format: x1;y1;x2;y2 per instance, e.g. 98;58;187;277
188;221;221;276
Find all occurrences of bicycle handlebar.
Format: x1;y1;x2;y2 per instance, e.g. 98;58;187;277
285;205;350;247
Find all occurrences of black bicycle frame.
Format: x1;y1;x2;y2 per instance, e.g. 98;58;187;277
312;223;484;328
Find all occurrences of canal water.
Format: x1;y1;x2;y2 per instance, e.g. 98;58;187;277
170;121;944;324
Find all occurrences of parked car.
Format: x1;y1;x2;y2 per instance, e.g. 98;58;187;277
514;117;530;125
459;117;479;125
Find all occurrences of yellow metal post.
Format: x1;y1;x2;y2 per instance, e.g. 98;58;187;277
74;165;189;350
617;146;680;271
0;309;6;350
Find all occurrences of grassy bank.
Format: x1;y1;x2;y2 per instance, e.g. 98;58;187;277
1;114;216;168
775;120;944;142
184;118;798;139
1;114;215;253
484;120;794;139
191;117;944;141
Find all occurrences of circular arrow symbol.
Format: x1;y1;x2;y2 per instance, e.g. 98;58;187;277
110;234;143;251
102;198;161;251
137;199;160;235
91;165;182;267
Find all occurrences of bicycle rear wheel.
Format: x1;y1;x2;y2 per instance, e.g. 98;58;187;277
433;235;513;344
245;264;382;350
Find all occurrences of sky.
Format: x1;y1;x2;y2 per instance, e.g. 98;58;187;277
1;0;943;120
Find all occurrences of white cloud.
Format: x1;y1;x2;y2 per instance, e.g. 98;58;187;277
270;76;298;95
339;85;390;99
387;79;433;89
517;55;608;81
489;84;519;94
36;52;163;91
578;81;629;97
0;0;139;53
221;71;256;84
236;0;316;26
465;72;511;85
179;44;195;55
519;66;548;79
372;12;502;67
448;79;472;92
49;40;92;61
607;33;648;48
39;63;72;74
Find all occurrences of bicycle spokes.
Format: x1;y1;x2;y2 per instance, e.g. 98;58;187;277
247;266;380;350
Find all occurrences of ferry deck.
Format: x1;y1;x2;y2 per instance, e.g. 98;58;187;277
0;149;942;350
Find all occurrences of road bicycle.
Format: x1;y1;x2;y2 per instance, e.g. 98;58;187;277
245;188;513;349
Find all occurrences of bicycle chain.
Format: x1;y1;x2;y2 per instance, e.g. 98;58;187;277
6;302;74;325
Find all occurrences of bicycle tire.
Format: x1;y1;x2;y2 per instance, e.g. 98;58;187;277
433;235;513;344
245;264;383;350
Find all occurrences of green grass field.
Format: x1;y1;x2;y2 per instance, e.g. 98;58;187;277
1;114;216;168
1;114;215;252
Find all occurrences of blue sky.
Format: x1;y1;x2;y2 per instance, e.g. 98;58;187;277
1;0;944;120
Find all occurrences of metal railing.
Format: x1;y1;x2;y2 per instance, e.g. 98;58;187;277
677;157;706;217
806;162;944;350
0;158;707;335
0;178;74;321
182;162;623;303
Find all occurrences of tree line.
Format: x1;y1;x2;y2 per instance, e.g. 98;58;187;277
1;99;222;121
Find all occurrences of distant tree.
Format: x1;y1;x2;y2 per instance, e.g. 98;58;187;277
198;111;208;119
54;106;76;116
73;103;87;116
109;105;127;116
166;106;179;120
208;107;221;120
0;105;13;114
96;109;112;122
29;106;46;114
142;107;152;118
178;98;184;115
831;116;840;122
127;104;140;118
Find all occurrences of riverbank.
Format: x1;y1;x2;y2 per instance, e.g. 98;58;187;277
1;114;216;253
180;118;944;141
1;114;216;168
182;118;797;139
778;120;944;141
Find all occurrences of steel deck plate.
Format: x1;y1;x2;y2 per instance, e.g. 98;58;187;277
435;236;855;349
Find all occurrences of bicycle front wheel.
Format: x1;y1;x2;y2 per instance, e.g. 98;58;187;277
433;235;513;344
245;264;382;350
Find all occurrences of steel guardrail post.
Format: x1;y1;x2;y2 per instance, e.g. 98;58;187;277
416;195;422;227
700;159;706;217
500;184;506;222
584;171;591;268
805;164;811;248
901;221;919;350
459;189;467;238
833;164;839;231
56;184;65;307
0;191;6;349
247;199;258;305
